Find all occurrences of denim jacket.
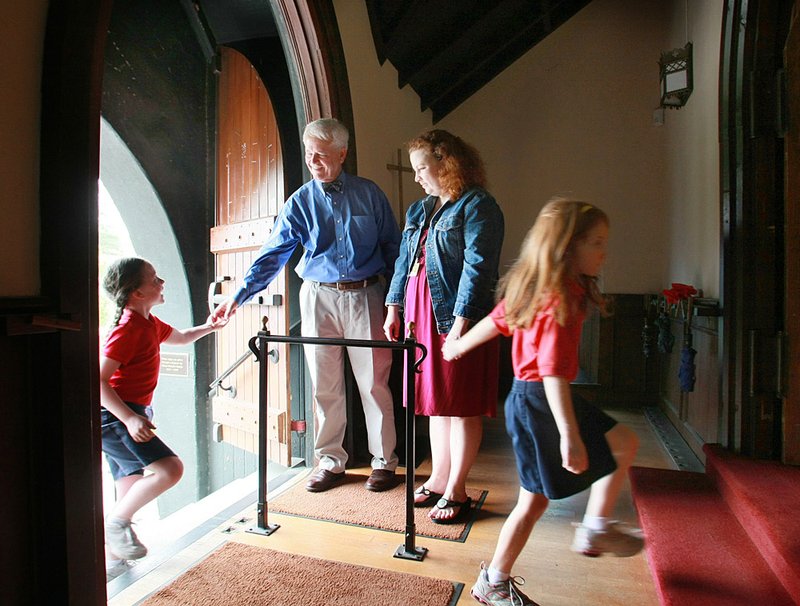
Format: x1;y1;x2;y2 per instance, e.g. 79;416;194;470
386;187;504;333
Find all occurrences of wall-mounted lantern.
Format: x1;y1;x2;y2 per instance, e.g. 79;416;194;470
660;42;693;109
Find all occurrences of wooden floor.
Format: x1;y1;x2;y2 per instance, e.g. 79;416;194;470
109;408;676;605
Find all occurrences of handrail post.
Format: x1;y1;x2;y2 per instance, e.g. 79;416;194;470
246;317;280;536
394;322;427;561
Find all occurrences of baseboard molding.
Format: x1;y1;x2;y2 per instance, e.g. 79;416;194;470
643;406;704;472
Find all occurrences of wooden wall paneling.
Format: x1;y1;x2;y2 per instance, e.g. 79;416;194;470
578;309;600;383
574;294;660;408
660;337;681;418
613;298;650;393
685;318;721;445
657;314;721;461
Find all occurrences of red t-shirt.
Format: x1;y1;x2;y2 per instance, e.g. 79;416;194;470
490;282;587;382
103;309;174;406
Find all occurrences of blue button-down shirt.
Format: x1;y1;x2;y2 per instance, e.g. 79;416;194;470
234;172;401;306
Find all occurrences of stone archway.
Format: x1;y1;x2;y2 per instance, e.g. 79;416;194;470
269;0;357;171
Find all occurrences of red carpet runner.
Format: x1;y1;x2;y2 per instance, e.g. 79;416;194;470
630;444;800;606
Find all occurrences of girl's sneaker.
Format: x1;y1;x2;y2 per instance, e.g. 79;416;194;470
571;521;644;557
105;518;148;560
105;559;134;582
470;563;540;606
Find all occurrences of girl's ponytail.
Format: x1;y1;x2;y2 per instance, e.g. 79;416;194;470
102;258;147;326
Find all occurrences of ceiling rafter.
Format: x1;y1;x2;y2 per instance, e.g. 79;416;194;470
366;0;591;122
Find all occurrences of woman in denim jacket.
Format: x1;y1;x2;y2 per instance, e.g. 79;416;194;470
385;130;504;523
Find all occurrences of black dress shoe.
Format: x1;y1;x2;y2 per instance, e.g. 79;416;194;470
305;469;346;492
364;469;399;492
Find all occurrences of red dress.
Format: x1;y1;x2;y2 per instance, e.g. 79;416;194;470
404;231;499;417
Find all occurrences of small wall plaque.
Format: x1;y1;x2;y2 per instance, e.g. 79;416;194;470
160;352;190;377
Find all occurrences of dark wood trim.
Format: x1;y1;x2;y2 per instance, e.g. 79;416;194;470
784;1;800;464
720;0;794;460
306;0;357;173
37;1;112;603
0;296;53;315
364;0;387;65
720;0;747;453
269;0;357;173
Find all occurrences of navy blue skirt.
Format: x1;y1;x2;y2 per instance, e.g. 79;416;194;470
101;402;177;481
505;379;618;500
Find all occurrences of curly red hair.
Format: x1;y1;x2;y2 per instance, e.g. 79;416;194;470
407;129;486;200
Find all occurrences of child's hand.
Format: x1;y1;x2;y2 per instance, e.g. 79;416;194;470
125;414;157;443
560;431;588;474
442;337;462;361
207;314;229;329
212;298;238;322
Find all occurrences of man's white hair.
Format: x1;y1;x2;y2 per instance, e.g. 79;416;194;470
303;118;349;150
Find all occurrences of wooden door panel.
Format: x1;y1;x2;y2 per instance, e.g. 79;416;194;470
212;46;289;466
785;2;800;464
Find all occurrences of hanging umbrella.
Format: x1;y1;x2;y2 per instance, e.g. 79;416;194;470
679;337;697;392
655;312;675;354
678;298;696;392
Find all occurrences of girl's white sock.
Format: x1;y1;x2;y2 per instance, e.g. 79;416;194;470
582;515;612;531
107;515;130;526
487;566;510;584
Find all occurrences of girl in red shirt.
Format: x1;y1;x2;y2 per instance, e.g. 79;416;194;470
100;258;227;581
444;199;643;606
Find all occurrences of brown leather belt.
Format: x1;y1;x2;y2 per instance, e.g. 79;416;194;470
318;275;379;290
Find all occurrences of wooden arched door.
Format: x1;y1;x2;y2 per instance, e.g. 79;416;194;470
721;0;799;463
211;46;291;465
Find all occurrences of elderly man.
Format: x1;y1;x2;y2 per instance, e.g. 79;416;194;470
212;118;401;492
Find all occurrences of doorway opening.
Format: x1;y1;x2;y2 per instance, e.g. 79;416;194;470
99;117;299;594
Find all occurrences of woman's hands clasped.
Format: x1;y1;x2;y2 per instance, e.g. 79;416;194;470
383;305;402;341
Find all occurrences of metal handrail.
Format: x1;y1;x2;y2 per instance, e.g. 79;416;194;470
246;318;429;561
208;349;256;396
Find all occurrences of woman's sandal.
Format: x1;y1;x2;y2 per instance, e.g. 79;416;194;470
430;496;472;525
413;485;444;508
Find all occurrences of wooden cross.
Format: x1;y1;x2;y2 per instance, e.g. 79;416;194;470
386;148;415;219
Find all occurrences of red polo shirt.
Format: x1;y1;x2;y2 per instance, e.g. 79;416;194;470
490;282;587;382
103;308;174;406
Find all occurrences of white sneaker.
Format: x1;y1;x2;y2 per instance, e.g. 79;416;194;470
470;562;539;606
571;521;644;557
105;518;147;560
106;559;134;583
